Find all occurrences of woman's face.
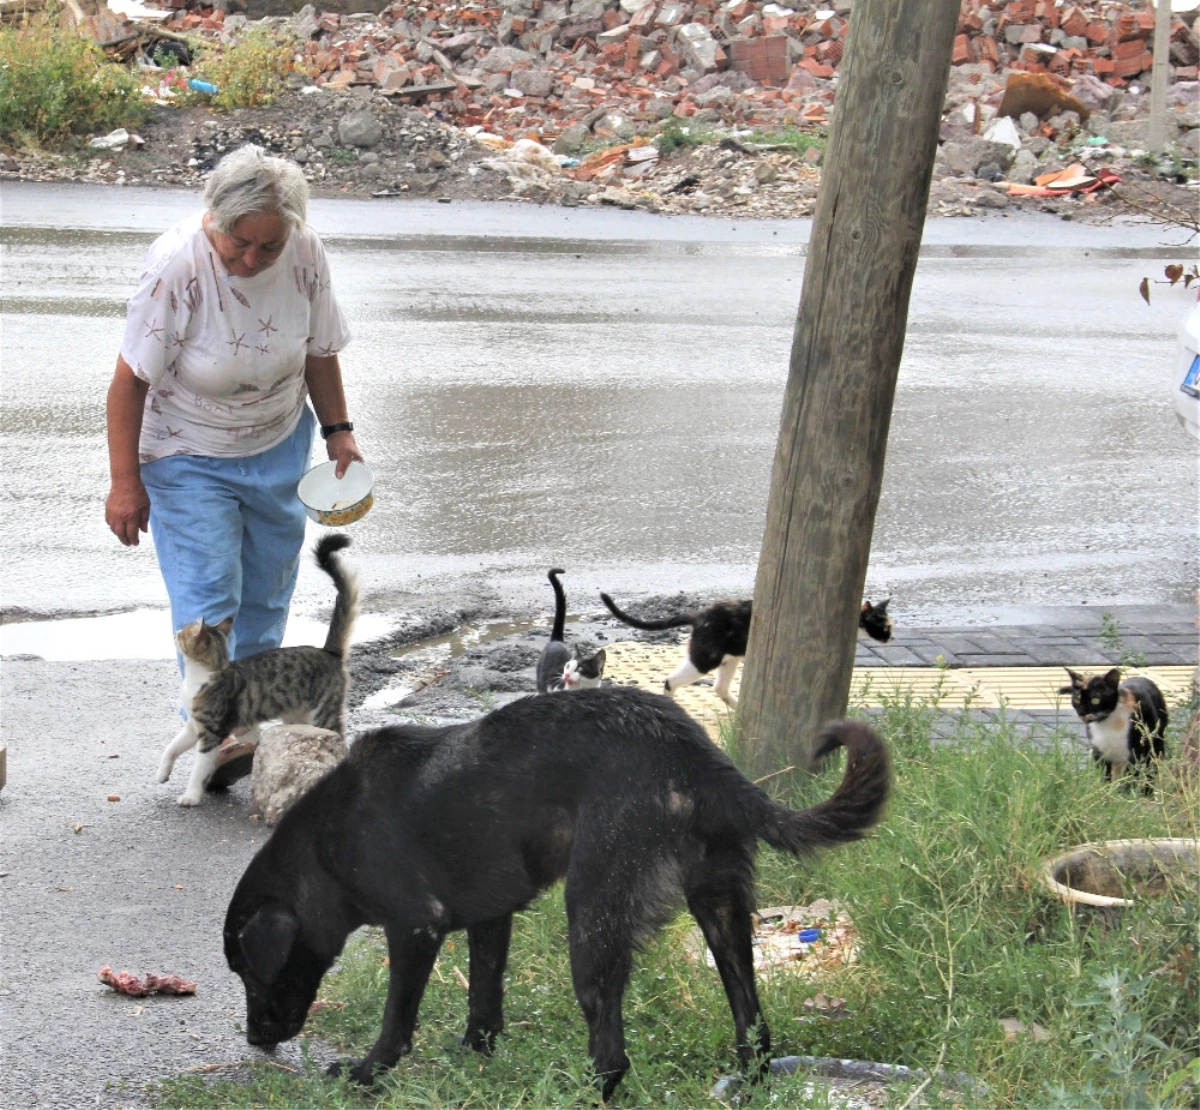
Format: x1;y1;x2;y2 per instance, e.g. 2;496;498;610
204;210;290;278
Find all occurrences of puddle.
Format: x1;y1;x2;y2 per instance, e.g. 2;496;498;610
0;609;396;662
359;618;547;711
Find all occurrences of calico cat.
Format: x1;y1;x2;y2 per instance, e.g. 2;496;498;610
599;593;894;708
1060;668;1168;789
536;568;606;693
157;533;358;807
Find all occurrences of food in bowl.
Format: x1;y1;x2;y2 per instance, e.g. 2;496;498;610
297;460;374;526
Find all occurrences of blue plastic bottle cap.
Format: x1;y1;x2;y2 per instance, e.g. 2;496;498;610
797;928;821;943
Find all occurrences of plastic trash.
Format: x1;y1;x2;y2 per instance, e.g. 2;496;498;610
89;128;130;150
187;78;218;95
797;928;822;943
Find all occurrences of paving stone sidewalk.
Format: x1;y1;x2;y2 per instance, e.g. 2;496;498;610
853;603;1198;670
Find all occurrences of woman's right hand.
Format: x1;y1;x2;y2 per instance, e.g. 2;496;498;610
106;476;151;546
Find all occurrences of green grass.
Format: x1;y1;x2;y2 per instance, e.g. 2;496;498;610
153;692;1199;1109
748;127;826;159
0;8;145;147
655;121;719;155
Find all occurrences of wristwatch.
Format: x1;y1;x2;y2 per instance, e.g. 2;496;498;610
320;421;354;440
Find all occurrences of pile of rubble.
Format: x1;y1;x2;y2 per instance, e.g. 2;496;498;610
2;0;1198;218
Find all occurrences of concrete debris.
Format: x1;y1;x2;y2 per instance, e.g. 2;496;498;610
1;0;1197;219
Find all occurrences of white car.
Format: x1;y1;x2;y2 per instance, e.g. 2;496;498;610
1172;300;1200;440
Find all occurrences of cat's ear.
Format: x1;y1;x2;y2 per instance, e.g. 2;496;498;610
593;648;606;669
1064;668;1085;689
878;598;891;611
1103;668;1122;687
214;616;235;638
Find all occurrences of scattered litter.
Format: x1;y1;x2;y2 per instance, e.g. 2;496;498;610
89;129;130;151
98;966;197;997
688;900;857;977
1006;163;1121;197
186;78;217;95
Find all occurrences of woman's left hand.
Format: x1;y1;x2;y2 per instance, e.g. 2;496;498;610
325;430;364;479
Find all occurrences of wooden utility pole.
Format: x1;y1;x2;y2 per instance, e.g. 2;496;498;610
1147;0;1173;154
736;0;960;779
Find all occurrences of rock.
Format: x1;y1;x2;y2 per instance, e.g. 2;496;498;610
479;45;536;73
940;138;1016;177
570;0;607;19
1179;129;1200;158
553;123;591;154
1070;73;1121;113
1009;147;1038;183
1175;100;1200;130
338;111;382;148
512;68;556;97
250;724;346;826
754;161;778;183
971;185;1010;208
674;22;724;73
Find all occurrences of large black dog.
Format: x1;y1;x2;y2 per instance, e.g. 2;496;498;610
224;686;890;1099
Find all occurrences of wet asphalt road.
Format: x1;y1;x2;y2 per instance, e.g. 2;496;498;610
2;180;1197;647
1;183;1198;1108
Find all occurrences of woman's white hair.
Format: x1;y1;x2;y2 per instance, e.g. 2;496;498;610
203;144;308;234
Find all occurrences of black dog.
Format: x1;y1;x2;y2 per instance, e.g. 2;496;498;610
224;686;890;1099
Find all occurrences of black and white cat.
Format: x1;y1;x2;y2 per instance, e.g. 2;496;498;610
599;593;894;708
157;534;358;806
536;568;607;693
1060;668;1168;789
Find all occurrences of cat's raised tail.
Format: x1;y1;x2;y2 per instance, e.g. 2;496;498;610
600;592;697;632
315;534;359;656
548;568;568;642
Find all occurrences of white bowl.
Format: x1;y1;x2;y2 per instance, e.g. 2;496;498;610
297;460;374;526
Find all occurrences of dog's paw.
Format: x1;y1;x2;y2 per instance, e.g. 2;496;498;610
461;1027;498;1056
176;789;204;807
326;1058;380;1086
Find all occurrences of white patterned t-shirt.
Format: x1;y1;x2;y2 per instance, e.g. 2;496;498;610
120;214;352;462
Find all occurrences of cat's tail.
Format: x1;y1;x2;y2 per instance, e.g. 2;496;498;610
315;534;359;657
599;592;696;631
548;568;567;642
743;720;891;856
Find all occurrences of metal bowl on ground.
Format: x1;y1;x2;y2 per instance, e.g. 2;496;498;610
297;460;374;526
1040;838;1200;909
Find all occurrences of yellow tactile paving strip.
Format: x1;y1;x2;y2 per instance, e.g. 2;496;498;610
603;641;1196;739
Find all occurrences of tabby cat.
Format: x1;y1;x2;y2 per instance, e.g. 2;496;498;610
1060;667;1168;790
599;593;894;708
157;533;358;807
536;568;606;693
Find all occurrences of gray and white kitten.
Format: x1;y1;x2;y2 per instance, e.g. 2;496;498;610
536;568;606;693
157;533;358;806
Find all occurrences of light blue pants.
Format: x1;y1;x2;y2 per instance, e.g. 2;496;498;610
142;409;315;673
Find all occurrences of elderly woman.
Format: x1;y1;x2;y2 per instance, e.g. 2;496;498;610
105;145;363;773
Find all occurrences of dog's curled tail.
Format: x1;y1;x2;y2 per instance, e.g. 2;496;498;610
315;534;359;656
599;592;696;632
751;720;890;856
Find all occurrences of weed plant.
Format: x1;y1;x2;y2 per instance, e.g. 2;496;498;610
0;9;145;146
748;127;826;159
189;27;294;111
154;691;1198;1109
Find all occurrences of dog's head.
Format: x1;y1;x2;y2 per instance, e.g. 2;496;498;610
224;896;334;1049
